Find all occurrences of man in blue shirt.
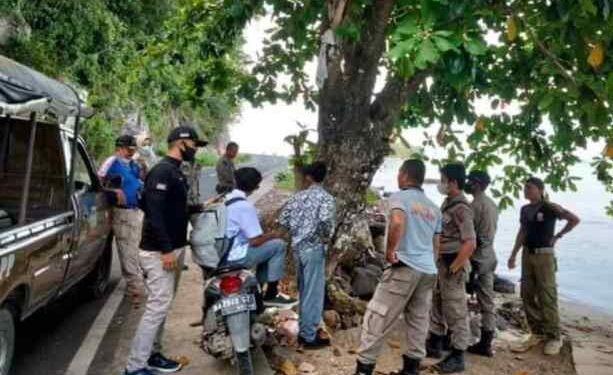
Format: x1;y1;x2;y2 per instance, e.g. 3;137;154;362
355;159;442;375
98;135;144;305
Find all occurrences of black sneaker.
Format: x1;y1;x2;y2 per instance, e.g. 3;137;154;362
298;335;331;349
147;352;182;373
124;369;156;375
263;293;298;309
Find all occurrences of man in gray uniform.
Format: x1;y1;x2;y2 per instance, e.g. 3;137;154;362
426;163;476;373
465;171;498;357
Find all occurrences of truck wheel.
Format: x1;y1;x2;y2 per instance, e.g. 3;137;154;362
83;237;113;299
0;306;16;375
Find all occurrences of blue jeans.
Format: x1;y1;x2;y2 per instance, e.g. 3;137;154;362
227;238;287;284
295;244;326;342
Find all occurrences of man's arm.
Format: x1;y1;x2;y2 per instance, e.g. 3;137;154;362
449;205;476;273
318;196;336;240
386;209;406;264
248;232;282;247
432;234;441;258
507;227;526;269
551;203;580;245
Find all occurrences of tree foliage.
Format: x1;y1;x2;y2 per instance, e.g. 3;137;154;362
0;0;244;160
235;0;613;213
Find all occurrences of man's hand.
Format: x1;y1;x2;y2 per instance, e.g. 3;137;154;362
161;252;177;271
386;249;398;264
115;189;126;206
508;254;517;270
449;260;465;274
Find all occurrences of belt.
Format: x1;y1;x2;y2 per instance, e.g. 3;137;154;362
526;247;554;255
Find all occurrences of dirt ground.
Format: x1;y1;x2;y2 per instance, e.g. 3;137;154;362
267;325;576;375
256;187;613;375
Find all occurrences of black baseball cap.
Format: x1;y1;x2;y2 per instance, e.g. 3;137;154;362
468;171;491;188
115;135;137;148
167;126;208;147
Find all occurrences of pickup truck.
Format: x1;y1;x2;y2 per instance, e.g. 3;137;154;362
0;55;113;375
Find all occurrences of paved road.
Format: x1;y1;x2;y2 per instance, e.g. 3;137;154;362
11;154;286;375
198;154;288;199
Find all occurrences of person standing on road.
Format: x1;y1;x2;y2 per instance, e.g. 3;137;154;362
215;141;239;194
508;177;580;356
426;163;476;374
465;171;498;357
98;135;144;306
278;161;336;349
124;126;207;375
222;167;297;308
354;159;442;375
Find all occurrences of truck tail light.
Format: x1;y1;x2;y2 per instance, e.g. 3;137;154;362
220;275;242;295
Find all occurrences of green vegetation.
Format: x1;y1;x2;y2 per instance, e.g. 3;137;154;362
0;0;244;161
274;169;295;191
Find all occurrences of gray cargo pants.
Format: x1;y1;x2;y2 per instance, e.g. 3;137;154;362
112;208;144;298
358;265;436;364
475;271;496;332
126;248;184;372
430;259;471;351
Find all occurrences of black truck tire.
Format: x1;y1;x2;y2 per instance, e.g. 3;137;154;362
82;236;113;299
0;305;16;375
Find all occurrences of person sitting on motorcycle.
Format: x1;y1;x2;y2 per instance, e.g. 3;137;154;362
222;167;297;308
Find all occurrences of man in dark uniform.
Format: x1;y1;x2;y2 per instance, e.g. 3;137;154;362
124;126;207;375
465;171;498;357
426;163;476;373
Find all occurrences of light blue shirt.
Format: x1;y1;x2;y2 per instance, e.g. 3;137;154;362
225;189;263;261
389;187;442;275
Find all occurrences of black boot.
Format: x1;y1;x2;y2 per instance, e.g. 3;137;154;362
442;331;452;351
390;355;420;375
426;333;444;359
354;360;375;375
436;349;465;374
467;329;494;357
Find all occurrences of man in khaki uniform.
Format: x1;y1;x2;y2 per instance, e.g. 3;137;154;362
215;142;238;194
426;163;476;374
465;171;498;357
354;160;442;375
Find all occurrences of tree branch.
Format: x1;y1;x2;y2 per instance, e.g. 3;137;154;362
370;70;430;128
524;27;576;84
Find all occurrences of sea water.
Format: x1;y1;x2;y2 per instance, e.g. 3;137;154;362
372;158;613;313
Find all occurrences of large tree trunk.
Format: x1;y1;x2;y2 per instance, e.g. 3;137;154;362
317;0;427;272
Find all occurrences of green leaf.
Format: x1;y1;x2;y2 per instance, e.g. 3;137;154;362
464;38;488;55
538;94;554;110
415;39;440;69
433;35;459;53
389;39;415;60
579;0;598;15
396;14;420;36
607;72;613;100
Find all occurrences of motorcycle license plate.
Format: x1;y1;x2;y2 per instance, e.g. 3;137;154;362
214;294;256;316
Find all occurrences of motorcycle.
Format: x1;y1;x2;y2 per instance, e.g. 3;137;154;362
201;266;267;375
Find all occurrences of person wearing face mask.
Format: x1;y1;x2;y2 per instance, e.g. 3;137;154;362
508;177;579;356
465;171;498;358
98;134;144;306
135;133;159;178
124;126;207;375
426;163;476;374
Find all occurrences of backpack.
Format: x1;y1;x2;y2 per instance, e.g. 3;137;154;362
189;197;244;269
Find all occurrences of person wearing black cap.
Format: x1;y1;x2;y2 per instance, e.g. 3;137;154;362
465;171;498;357
125;126;207;375
98;134;144;306
426;163;476;373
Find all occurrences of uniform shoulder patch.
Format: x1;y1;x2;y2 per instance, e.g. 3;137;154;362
155;183;168;191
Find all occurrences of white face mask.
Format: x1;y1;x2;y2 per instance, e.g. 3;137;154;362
437;181;449;195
